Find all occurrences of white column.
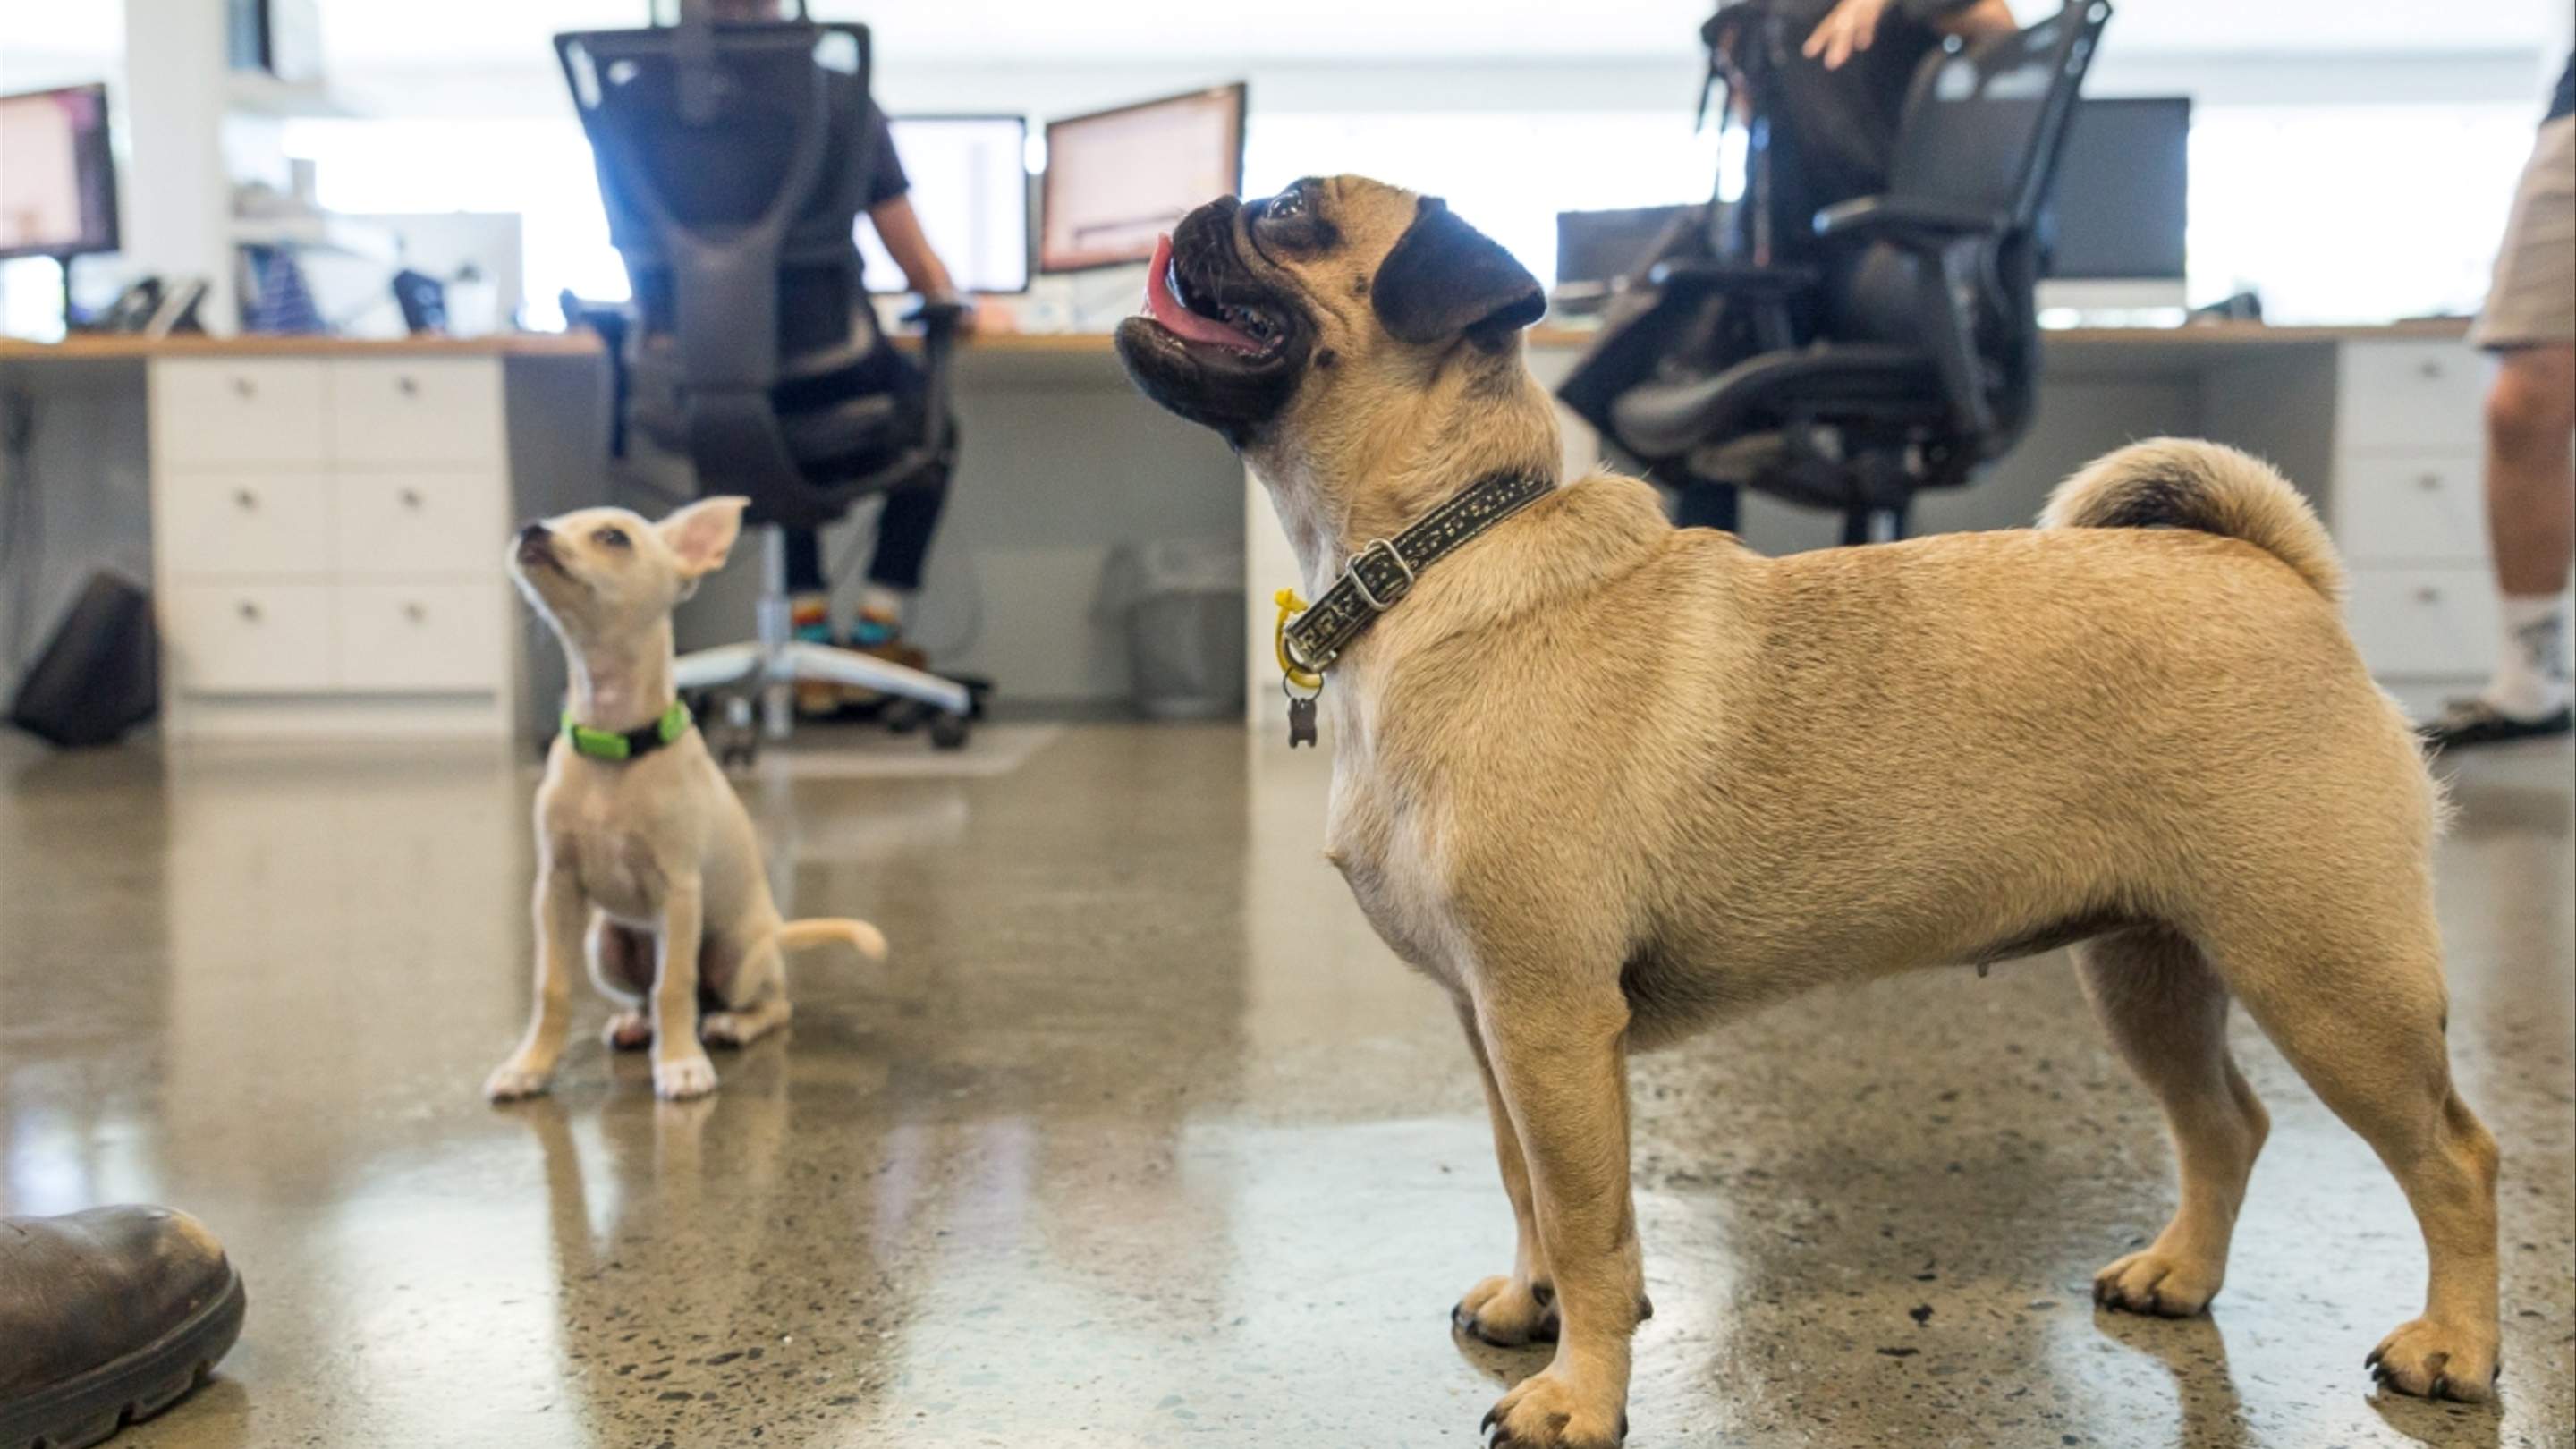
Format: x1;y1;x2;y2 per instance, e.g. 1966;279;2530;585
119;0;235;330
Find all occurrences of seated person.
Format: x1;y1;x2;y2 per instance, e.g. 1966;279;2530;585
1674;0;2017;532
703;0;974;682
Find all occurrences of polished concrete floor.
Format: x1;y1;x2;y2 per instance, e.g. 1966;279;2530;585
1;724;2568;1449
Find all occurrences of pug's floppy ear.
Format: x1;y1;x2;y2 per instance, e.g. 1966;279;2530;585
1368;197;1546;349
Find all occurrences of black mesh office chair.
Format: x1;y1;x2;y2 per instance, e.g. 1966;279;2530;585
1607;1;2109;543
556;7;975;749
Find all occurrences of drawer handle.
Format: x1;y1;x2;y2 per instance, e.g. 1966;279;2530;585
2415;587;2443;605
403;602;428;623
2416;472;2443;491
233;487;258;510
396;376;420;397
2418;360;2444;379
231;377;257;398
398;487;424;509
236;600;262;623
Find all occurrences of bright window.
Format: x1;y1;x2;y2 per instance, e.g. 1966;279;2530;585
2184;104;2538;323
1246;112;1726;285
281;117;626;330
265;101;2546;334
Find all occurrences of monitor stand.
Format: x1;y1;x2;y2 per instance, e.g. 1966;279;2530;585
51;255;78;334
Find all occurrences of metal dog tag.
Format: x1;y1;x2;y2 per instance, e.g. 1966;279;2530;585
1287;695;1318;748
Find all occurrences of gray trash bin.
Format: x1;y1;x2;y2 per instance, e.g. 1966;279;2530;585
1100;538;1245;720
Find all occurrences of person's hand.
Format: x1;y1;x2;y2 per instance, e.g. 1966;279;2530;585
1803;0;1895;70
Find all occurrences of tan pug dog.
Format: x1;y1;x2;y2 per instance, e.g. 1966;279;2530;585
484;498;886;1103
1116;176;2499;1445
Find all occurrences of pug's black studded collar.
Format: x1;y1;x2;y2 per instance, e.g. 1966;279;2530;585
1283;470;1555;676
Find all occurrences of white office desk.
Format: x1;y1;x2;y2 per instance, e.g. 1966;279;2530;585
0;335;607;741
0;323;2493;742
1238;319;2493;737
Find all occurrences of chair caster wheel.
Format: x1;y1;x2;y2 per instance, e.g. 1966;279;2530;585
928;713;970;750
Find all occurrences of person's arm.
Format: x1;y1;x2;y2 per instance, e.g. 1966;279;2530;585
867;195;965;307
1803;0;2019;71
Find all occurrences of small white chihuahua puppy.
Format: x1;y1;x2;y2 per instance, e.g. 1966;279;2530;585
485;496;884;1102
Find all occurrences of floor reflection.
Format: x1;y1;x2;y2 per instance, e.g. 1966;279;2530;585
0;728;2564;1447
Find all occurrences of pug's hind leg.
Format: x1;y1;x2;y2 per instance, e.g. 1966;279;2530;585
2076;925;2267;1317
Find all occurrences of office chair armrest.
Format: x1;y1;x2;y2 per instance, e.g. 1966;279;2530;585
904;297;970;334
1647;260;1821;300
1811;197;2010;250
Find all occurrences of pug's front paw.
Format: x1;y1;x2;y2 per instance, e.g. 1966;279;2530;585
2368;1316;2498;1402
483;1058;555;1102
1454;1275;1557;1346
653;1053;719;1100
1481;1365;1625;1447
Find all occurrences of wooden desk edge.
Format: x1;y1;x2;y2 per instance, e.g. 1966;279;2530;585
0;333;606;360
2;317;2470;364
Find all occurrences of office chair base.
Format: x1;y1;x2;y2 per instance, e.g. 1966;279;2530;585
673;640;975;746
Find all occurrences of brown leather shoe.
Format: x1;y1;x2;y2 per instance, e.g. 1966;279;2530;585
0;1207;247;1449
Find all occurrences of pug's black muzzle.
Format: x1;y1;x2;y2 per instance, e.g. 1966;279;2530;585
1114;196;1313;450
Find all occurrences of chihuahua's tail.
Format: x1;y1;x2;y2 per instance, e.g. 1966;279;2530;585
775;917;889;962
2041;438;2344;604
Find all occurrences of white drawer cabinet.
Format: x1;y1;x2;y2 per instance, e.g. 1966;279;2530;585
149;354;521;740
2345;566;2499;679
160;471;334;580
2336;341;2485;454
336;584;506;692
335;471;503;578
2332;453;2487;566
153;360;329;466
328;360;504;467
163;584;336;693
2326;340;2494;684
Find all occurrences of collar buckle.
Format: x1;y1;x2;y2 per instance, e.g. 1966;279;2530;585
1346;538;1415;612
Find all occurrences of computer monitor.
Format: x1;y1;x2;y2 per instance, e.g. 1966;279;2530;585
2039;97;2190;310
1038;83;1245;274
1555;205;1696;289
0;83;120;262
860;114;1030;295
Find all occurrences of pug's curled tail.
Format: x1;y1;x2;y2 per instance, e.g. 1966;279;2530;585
776;918;889;962
2041;438;2344;603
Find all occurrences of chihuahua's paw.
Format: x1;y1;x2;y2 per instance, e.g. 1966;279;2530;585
653;1054;719;1100
2092;1248;2224;1318
2368;1316;2499;1402
1454;1275;1558;1347
602;1012;652;1051
1480;1366;1626;1448
483;1059;555;1102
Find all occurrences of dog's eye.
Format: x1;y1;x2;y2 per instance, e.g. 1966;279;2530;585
593;527;631;548
1267;188;1305;221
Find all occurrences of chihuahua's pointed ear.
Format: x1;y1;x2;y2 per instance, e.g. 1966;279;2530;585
1369;197;1546;350
659;496;748;579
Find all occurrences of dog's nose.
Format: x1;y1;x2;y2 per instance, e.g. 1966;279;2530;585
517;521;550;543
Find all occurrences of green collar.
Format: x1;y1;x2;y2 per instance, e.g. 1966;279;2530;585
563;700;692;762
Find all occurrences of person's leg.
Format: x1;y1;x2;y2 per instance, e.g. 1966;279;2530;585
782;527;833;644
2482;343;2574;709
855;472;948;650
1669;479;1739;533
855;345;948;655
2429;114;2574;749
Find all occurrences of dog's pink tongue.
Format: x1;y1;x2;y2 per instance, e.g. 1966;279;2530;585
1143;233;1261;352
